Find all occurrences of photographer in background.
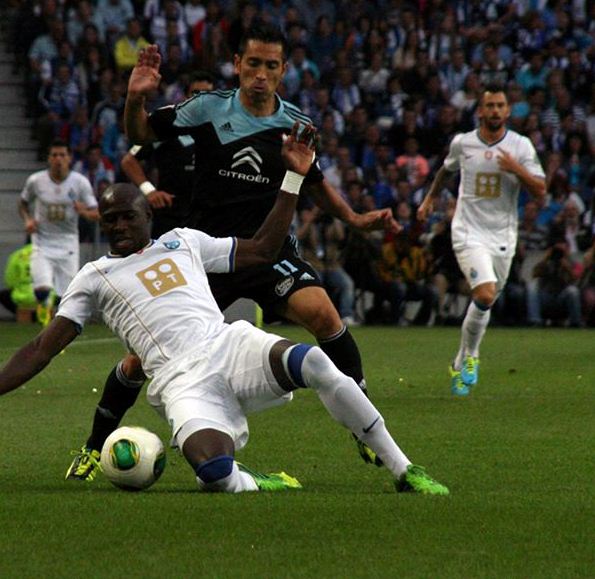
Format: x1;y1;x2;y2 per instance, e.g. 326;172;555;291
526;233;583;328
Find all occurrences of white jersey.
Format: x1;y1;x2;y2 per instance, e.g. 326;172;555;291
57;228;237;378
20;170;96;250
444;129;545;256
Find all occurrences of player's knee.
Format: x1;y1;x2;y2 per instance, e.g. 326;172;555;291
473;287;496;308
292;300;341;337
120;354;145;382
194;455;235;492
286;344;343;391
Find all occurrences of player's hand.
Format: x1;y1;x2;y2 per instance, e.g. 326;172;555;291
146;190;175;209
352;208;402;234
416;198;433;222
127;45;162;99
496;148;521;175
24;217;37;234
281;122;317;176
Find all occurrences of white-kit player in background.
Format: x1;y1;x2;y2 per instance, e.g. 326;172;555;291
0;123;448;495
18;139;99;325
417;85;546;395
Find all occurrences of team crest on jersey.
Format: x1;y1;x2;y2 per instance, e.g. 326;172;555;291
484;151;493;160
275;276;295;297
163;240;180;250
136;258;187;296
470;268;478;279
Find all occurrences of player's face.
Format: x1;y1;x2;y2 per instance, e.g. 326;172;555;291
478;92;510;132
101;197;152;256
234;40;287;108
48;146;71;176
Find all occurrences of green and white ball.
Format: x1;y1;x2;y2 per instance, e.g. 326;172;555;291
101;426;166;491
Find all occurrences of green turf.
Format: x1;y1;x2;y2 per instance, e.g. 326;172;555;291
0;322;594;578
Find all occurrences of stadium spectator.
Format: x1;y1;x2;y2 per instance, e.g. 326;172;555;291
113;17;150;73
526;238;583;327
95;0;134;48
296;206;358;326
580;238;595;326
395;136;430;192
66;0;104;48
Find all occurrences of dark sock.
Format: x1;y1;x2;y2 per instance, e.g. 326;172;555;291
318;326;367;392
86;362;144;451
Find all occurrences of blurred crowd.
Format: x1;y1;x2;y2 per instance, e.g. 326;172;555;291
5;0;595;326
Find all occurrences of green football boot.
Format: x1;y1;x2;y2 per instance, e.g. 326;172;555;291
461;355;479;386
396;464;449;496
65;446;102;481
237;463;302;491
449;365;469;396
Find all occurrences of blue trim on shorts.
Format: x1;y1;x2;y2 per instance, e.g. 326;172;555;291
287;344;312;388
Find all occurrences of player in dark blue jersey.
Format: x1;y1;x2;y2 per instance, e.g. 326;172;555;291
66;25;399;481
120;71;215;237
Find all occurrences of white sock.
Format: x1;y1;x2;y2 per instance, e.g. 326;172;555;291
454;301;491;369
196;461;258;493
289;346;411;478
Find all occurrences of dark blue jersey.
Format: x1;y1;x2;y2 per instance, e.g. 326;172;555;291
132;135;196;234
148;88;324;237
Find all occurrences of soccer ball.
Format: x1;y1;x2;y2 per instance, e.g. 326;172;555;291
100;426;166;491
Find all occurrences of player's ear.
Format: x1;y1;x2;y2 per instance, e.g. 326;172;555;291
233;53;241;75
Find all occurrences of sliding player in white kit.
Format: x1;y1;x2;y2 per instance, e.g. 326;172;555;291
18;139;99;325
0;123;448;495
418;86;545;395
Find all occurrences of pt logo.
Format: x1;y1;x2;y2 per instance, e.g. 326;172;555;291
136;258;187;296
231;147;263;173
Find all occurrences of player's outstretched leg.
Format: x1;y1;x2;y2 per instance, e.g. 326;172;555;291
318;326;383;467
180;427;301;493
66;358;145;481
281;344;449;495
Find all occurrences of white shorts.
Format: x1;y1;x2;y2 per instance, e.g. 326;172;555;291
147;320;293;451
455;246;513;291
30;244;79;296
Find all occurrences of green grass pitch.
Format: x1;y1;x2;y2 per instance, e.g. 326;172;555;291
0;322;593;578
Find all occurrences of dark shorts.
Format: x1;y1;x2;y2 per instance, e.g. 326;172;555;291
208;236;322;321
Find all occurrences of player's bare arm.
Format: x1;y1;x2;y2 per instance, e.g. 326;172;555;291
121;151;174;209
0;317;79;396
305;180;401;234
124;45;161;144
417;166;451;222
73;201;100;221
496;148;546;199
235;123;317;268
18;199;37;234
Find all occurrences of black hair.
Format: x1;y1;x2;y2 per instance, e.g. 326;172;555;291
188;70;216;86
49;139;71;153
238;23;289;61
480;83;508;104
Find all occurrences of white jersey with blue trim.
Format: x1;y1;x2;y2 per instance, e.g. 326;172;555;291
57;228;236;378
444;129;545;256
20;169;96;250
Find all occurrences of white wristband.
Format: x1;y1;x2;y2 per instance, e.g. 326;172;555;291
139;181;156;196
280;171;305;195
